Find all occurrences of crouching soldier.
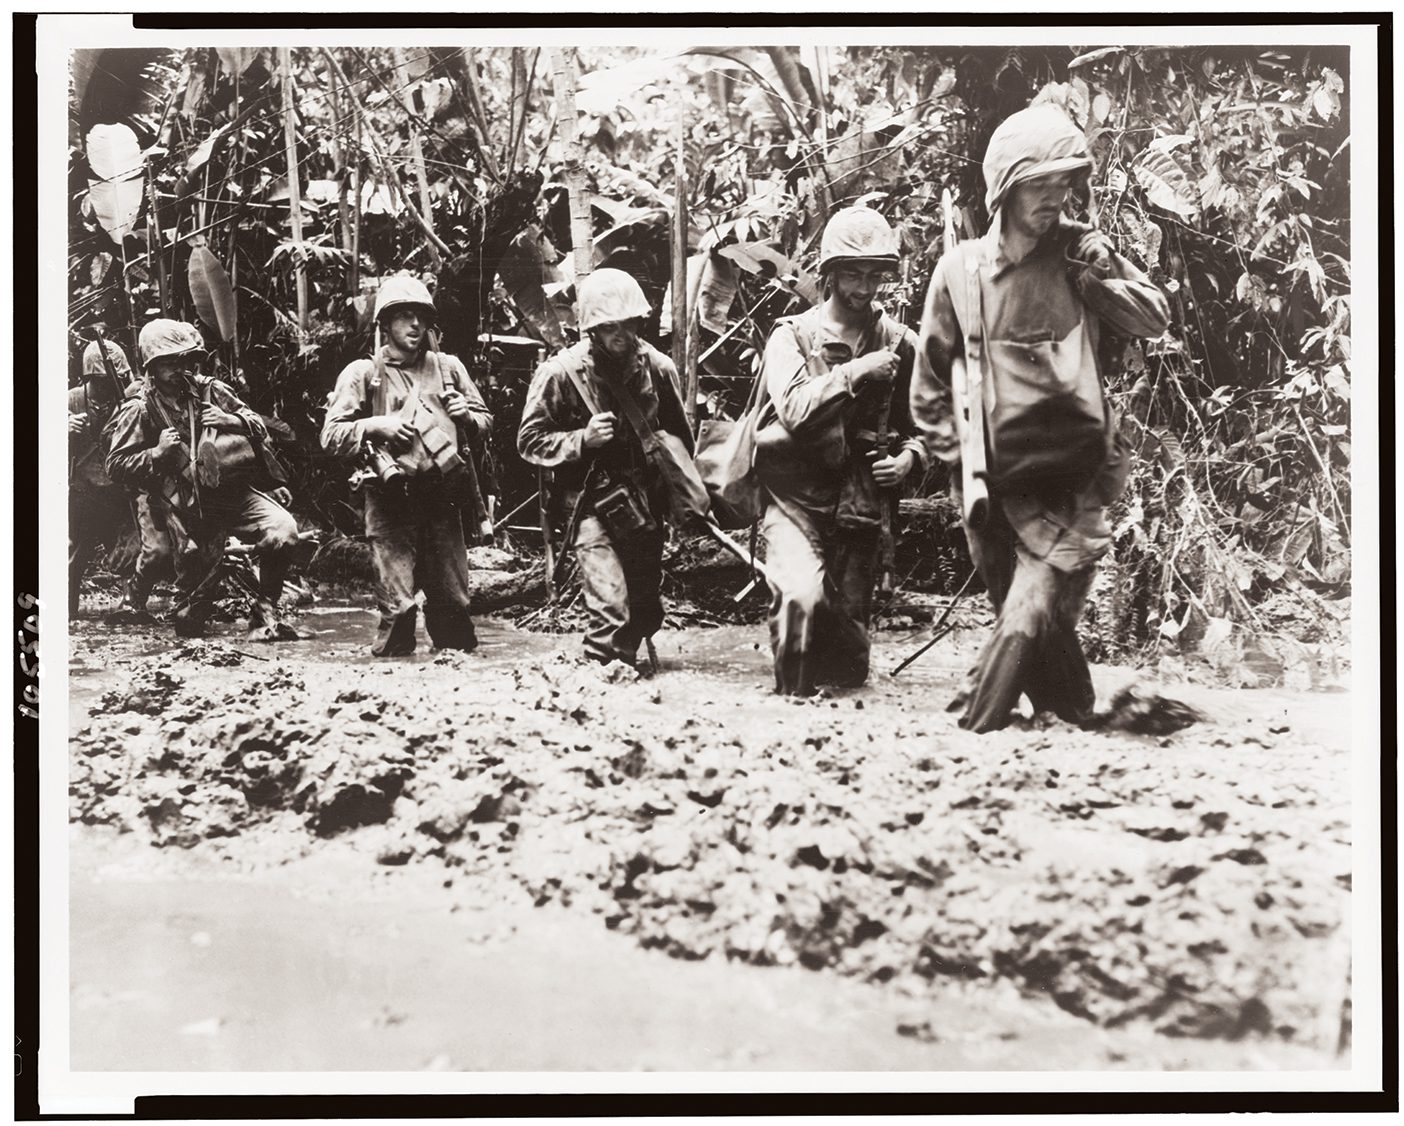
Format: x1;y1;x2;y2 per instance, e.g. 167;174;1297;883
911;104;1171;732
106;320;300;640
321;275;492;656
518;268;693;670
754;207;927;695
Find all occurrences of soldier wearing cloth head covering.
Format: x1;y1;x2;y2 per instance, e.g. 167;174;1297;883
322;275;493;656
753;206;928;696
106;319;300;640
910;104;1171;732
68;337;174;617
518;268;693;670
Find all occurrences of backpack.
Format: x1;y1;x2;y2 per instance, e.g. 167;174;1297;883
947;242;1108;494
694;312;909;530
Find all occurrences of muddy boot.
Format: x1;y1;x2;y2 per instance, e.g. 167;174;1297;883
171;605;210;639
372;606;418;657
424;604;478;653
110;576;156;624
246;600;305;642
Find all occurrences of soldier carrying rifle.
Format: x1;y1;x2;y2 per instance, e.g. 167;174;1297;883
106;320;299;640
910;104;1170;732
753;207;927;697
517;268;695;671
321;275;493;657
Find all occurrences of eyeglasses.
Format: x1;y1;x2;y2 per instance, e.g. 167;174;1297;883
832;266;897;285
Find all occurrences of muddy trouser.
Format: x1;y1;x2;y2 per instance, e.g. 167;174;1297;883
130;493;176;605
574;514;665;667
365;484;476;651
959;499;1097;733
763;502;879;696
173;486;299;630
68;486;133;611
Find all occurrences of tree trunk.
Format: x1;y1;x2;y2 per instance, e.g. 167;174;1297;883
278;47;309;347
454;49;502;183
671;115;690;417
549;47;594;284
350;93;362;297
392;48;441;270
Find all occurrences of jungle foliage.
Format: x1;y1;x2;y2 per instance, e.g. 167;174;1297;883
67;42;1353;662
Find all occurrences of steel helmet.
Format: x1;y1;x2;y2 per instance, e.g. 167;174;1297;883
82;338;133;378
818;207;900;274
982;104;1091;214
374;274;436;323
577;268;651;331
138;319;205;368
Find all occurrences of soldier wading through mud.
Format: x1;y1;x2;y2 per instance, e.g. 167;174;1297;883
911;104;1171;732
69;337;174;618
518;268;694;671
106;320;300;641
754;207;927;696
322;275;494;657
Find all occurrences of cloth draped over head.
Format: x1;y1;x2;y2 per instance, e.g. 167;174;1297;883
982;104;1093;215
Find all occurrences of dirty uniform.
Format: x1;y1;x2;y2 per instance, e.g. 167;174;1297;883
321;345;492;651
756;306;927;695
518;340;692;668
912;216;1169;731
68;383;131;611
106;375;298;634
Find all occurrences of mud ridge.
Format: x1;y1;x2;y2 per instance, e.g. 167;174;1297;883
70;640;1351;1049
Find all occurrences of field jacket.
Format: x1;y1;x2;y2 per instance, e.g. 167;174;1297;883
911;216;1170;569
106;375;267;513
517;339;692;517
758;305;927;538
321;345;492;480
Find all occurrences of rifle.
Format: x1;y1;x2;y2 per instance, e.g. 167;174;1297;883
427;328;493;544
92;329;129;404
872;324;900;599
549;460;600;590
70;331;129;474
943;187;990;530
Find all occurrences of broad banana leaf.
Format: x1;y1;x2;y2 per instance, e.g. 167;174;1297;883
1134;139;1200;222
663;252;738;336
188;245;238;342
592;206;670;265
717;240;818;306
499;230;568;350
215;47;261;76
85;123;146;246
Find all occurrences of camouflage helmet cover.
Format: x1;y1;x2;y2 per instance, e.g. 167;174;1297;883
82;338;133;378
137;319;206;368
374;274;437;323
576;267;652;331
818;206;901;274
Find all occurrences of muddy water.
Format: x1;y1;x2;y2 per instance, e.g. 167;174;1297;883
68;608;1352;1072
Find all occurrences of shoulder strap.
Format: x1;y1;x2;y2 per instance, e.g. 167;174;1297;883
962;245;986;369
605;366;659;453
560;355;602;417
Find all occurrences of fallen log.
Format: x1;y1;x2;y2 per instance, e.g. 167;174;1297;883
469;568;548;614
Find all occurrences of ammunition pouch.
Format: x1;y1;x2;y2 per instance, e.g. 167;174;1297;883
593;475;656;541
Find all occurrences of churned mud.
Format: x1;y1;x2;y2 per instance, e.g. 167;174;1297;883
67;606;1353;1071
